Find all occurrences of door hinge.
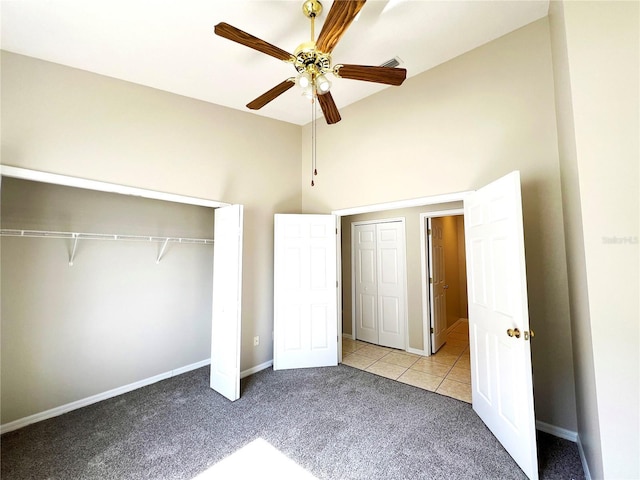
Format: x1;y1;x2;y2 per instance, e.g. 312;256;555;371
428;229;432;235
430;327;434;334
429;277;433;284
336;281;339;288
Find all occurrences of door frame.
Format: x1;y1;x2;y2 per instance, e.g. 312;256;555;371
419;208;464;356
350;218;409;351
333;191;473;362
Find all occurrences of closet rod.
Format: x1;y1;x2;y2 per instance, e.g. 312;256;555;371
0;229;214;266
0;229;213;244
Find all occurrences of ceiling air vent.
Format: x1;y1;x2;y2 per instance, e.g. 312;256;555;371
380;56;402;68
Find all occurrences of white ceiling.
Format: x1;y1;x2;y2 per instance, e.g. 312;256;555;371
1;0;549;126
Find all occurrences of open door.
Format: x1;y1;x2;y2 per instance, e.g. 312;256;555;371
465;171;538;479
210;204;243;401
273;214;338;370
428;217;447;353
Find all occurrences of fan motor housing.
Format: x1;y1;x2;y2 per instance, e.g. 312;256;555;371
294;41;332;75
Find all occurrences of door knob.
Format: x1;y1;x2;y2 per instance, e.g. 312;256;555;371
507;328;521;338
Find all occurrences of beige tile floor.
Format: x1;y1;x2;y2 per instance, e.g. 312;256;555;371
342;320;472;403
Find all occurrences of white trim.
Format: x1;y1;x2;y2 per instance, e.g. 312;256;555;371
419;213;431;356
240;360;273;379
349;218;405;226
407;347;427;356
0;358;279;435
536;420;588;478
331;191;472;217
0;166;229;209
0;359;211;434
336;217;343;363
577;435;593;480
535;420;578;442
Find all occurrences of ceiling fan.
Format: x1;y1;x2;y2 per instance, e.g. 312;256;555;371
214;0;407;125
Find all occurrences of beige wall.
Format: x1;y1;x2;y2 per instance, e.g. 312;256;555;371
0;50;302;386
549;2;639;478
304;19;578;432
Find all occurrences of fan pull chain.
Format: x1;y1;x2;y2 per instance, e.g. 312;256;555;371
311;95;317;186
313;97;318;178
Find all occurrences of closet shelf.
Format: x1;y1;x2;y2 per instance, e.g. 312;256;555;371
0;229;214;265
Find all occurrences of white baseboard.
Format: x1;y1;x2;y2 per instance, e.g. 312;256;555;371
343;333;425;356
536;420;593;478
407;347;426;356
535;420;578;442
0;358;211;435
444;318;468;336
240;360;273;378
577;435;592;480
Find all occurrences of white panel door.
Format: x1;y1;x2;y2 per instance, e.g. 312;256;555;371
210;204;243;401
429;217;448;353
465;171;538;480
273;214;338;370
354;224;378;344
376;222;406;350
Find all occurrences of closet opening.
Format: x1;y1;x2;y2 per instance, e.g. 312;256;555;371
0;166;241;433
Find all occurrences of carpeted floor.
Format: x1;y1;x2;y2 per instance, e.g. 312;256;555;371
1;365;584;479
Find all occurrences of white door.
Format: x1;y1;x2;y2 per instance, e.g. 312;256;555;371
354;224;378;344
273;214;338;370
429;217;448;353
465;171;538;480
210;204;243;401
375;222;406;349
353;221;406;349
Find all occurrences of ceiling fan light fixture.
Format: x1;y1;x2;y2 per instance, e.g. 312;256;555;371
296;71;312;89
315;74;331;94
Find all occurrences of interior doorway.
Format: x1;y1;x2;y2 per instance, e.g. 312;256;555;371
339;204;472;402
340;200;466;356
420;212;469;355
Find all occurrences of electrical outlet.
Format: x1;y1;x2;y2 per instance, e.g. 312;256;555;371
253;336;260;347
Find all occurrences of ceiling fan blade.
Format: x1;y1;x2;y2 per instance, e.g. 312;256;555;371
316;0;367;54
335;64;407;86
247;79;296;110
214;22;293;62
317;92;342;125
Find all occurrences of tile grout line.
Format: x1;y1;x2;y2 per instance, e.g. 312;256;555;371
343;335;472;399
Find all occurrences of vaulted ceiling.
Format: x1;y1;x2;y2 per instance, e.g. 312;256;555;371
1;0;549;125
